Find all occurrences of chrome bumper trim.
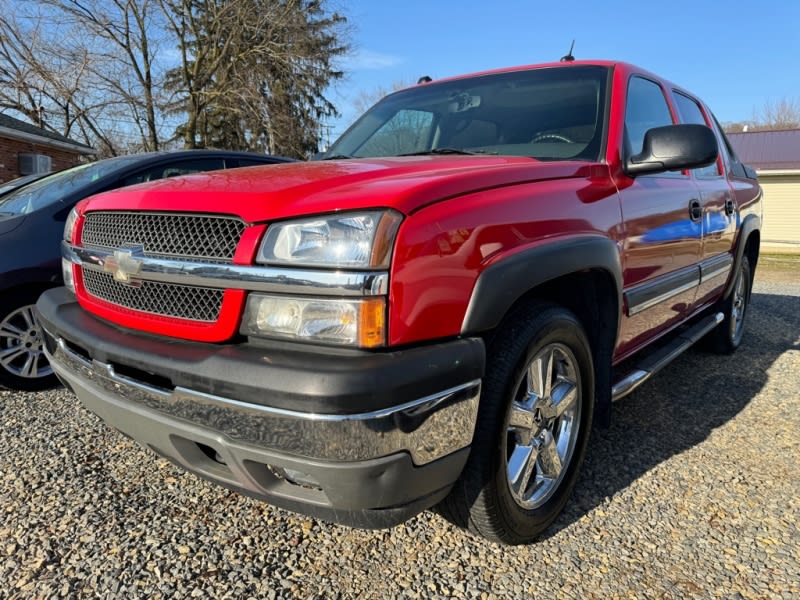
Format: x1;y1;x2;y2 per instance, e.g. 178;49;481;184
47;336;480;465
62;241;388;297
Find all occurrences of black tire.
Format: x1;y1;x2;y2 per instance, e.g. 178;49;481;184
439;301;594;545
0;288;59;391
705;255;752;354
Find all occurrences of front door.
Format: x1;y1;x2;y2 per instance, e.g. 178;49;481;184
616;76;702;359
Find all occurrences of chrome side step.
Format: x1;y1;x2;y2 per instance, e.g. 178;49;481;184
611;312;724;402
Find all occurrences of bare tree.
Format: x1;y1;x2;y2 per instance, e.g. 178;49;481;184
352;80;412;115
0;1;169;155
725;97;800;133
0;10;123;152
754;97;800;130
0;0;351;158
45;0;167;151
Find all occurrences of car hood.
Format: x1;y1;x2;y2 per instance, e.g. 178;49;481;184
81;156;594;221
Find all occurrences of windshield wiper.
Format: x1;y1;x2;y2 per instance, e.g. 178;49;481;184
398;148;496;156
320;154;354;160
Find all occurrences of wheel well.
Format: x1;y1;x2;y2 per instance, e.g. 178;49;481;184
0;282;58;307
744;230;760;279
489;269;619;426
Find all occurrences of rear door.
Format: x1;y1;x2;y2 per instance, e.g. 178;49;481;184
671;91;735;307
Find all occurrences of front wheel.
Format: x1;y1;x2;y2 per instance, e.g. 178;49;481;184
0;290;59;391
440;302;594;545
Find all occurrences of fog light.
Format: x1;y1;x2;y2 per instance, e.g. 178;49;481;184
241;294;385;347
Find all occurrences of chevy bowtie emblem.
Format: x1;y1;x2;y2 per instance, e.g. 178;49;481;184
103;246;144;285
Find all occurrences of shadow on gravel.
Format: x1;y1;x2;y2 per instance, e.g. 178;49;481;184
541;290;799;538
536;291;800;538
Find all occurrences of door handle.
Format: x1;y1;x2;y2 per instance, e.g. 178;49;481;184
689;199;702;222
725;198;735;215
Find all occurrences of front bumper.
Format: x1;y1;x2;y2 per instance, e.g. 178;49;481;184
37;288;484;527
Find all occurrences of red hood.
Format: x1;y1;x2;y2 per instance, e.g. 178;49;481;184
83;156;593;221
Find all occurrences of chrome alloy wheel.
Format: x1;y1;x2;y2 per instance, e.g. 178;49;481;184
505;342;581;509
0;304;52;380
730;267;748;340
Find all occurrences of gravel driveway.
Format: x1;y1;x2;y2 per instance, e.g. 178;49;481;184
2;258;798;599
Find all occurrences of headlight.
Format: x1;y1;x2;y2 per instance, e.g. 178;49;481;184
241;294;385;348
257;210;402;268
64;206;79;243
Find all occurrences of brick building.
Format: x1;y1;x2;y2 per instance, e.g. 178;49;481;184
0;114;94;183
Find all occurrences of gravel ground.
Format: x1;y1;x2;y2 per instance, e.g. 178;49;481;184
1;259;798;599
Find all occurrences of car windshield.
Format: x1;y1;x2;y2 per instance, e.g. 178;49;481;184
0;173;47;198
325;65;609;162
0;155;145;216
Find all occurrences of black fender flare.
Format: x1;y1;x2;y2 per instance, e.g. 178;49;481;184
461;235;623;427
460;235;623;335
724;213;761;300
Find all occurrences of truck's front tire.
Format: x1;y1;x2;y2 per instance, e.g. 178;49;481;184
440;301;594;544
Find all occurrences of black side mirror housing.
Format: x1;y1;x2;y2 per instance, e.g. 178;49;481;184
625;124;718;177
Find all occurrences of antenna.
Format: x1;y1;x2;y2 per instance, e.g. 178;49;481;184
560;40;576;62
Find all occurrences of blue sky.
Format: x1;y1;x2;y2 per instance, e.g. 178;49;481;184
328;0;800;140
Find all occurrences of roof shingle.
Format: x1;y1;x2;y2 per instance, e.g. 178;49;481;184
727;129;800;171
0;113;93;151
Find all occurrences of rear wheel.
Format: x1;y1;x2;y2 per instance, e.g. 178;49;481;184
0;290;58;391
440;302;594;544
705;255;752;354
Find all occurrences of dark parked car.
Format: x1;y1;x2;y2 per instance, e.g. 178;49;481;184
0;150;291;390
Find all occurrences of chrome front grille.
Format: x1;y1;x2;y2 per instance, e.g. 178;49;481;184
82;269;223;322
82;212;246;262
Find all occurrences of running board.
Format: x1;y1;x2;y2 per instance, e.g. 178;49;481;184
611;312;724;402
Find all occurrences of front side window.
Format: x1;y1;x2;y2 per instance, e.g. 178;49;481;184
326;65;609;162
625;76;674;157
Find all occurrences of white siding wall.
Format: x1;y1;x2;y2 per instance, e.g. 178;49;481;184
759;174;800;245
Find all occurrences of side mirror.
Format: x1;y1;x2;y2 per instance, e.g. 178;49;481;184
625;124;718;177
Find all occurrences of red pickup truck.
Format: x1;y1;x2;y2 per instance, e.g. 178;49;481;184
37;60;761;544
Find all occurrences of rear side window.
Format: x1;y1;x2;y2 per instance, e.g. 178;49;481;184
672;92;720;178
625;77;674;157
232;158;274;168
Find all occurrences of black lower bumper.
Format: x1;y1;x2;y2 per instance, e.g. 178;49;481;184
36;288;485;527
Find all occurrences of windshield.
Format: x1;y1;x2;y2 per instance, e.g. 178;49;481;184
326;65;609;162
0;154;146;216
0;173;47;198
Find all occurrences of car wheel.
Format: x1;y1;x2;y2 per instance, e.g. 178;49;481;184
0;290;58;391
705;255;752;354
439;302;594;544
